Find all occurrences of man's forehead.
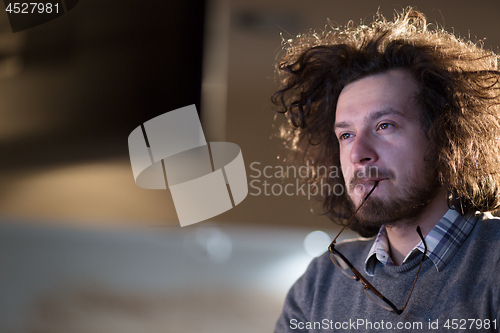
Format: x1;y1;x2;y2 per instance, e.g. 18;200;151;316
334;70;420;126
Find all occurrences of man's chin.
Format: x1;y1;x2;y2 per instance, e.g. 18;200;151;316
351;190;437;229
354;198;399;228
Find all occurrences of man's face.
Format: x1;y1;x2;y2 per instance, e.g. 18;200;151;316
334;69;440;227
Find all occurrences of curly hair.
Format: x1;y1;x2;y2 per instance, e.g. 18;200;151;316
272;7;500;237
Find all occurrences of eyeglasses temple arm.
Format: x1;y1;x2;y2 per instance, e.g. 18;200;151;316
331;181;379;245
400;226;427;312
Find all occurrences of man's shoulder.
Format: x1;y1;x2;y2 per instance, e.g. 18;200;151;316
336;236;375;248
303;236;375;273
286;236;375;306
474;212;500;239
335;236;375;259
302;236;374;276
478;211;500;221
454;212;500;269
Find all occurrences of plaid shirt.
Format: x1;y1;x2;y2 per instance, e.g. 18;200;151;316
365;209;482;276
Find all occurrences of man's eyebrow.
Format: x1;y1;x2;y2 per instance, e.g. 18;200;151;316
333;120;351;130
367;108;407;122
334;108;407;130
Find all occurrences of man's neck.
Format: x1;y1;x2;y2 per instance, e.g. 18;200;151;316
385;186;449;266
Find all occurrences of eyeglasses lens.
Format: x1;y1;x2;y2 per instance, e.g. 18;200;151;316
363;287;395;312
329;252;357;279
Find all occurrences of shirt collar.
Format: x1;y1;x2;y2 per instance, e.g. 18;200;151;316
365;208;480;276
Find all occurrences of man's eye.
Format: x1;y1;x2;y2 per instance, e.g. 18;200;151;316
377;123;393;130
339;133;352;140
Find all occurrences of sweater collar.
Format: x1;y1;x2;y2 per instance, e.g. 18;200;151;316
364;209;481;276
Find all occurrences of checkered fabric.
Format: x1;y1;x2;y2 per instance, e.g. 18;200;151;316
365;209;480;276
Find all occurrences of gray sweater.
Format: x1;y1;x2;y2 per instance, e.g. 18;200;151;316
275;216;500;332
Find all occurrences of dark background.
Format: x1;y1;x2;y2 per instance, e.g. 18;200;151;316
0;1;205;170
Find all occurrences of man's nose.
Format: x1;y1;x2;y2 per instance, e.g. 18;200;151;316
350;133;378;165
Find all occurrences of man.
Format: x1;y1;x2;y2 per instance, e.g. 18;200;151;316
273;8;500;332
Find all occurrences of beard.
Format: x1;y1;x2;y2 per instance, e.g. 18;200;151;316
346;164;441;231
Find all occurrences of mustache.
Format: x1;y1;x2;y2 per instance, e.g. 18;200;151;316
349;167;395;187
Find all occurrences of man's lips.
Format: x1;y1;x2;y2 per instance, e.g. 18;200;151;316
356;178;389;184
351;179;389;194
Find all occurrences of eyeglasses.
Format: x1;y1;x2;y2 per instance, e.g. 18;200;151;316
328;182;427;315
